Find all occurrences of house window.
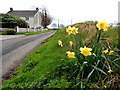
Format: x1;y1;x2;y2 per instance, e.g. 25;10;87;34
25;17;29;20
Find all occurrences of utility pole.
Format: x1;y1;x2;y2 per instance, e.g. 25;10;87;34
71;19;72;25
58;19;59;28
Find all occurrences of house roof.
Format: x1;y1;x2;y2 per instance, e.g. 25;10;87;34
7;10;38;17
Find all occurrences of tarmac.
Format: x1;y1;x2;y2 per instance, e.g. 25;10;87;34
0;35;25;41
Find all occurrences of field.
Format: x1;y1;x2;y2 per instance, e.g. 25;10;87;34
2;21;120;89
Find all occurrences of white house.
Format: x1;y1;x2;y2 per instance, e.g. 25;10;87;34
7;8;42;28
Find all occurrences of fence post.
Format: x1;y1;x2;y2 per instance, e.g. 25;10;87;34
16;26;19;32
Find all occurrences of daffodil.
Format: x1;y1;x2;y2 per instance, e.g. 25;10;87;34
58;40;63;47
103;24;110;31
69;41;73;46
80;46;92;56
66;26;78;35
109;50;115;55
72;26;78;35
103;49;109;54
96;21;110;31
103;85;107;88
108;69;113;73
66;26;72;35
66;51;75;58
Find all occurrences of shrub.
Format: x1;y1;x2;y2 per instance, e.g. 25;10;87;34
0;14;29;28
6;29;16;35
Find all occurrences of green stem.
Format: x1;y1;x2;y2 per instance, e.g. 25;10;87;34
81;71;84;88
97;30;101;43
73;35;80;56
73;35;79;49
76;56;81;65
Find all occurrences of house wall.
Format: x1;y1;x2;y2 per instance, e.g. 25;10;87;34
20;13;42;29
9;11;42;29
29;17;34;28
34;12;42;28
20;17;34;28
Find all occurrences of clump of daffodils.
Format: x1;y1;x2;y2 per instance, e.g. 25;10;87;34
80;46;92;56
96;20;110;31
58;40;63;47
66;26;78;35
55;20;118;88
66;51;75;58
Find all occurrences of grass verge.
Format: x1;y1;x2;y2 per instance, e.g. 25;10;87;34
0;30;52;35
16;30;52;35
2;29;69;88
0;32;7;35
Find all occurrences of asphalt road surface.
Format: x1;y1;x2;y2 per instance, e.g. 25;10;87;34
0;30;56;82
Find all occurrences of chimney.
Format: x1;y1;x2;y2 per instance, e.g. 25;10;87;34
36;7;39;11
10;8;13;11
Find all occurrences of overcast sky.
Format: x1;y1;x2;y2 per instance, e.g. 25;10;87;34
0;0;119;26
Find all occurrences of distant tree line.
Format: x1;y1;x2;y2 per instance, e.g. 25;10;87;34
0;14;28;28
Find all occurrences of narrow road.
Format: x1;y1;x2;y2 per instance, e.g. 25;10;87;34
0;30;56;82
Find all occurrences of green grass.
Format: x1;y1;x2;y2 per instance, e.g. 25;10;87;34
2;29;69;88
101;27;118;47
17;30;52;35
0;30;52;35
2;22;119;89
0;32;7;35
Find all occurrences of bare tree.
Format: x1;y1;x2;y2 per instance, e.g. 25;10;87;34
41;7;52;28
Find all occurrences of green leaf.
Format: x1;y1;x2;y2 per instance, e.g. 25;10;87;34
112;62;120;68
91;65;107;75
101;54;107;60
80;81;83;88
87;60;100;79
113;58;120;62
73;81;81;88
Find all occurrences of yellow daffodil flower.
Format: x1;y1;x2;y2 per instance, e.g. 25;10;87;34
103;25;110;31
103;85;107;88
58;40;63;47
66;51;75;58
103;49;109;54
72;26;78;35
69;41;73;46
108;69;113;73
66;26;78;35
66;26;72;35
80;46;92;56
109;50;115;55
96;21;110;31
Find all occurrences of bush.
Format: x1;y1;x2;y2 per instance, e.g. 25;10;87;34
0;14;29;28
7;29;16;35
